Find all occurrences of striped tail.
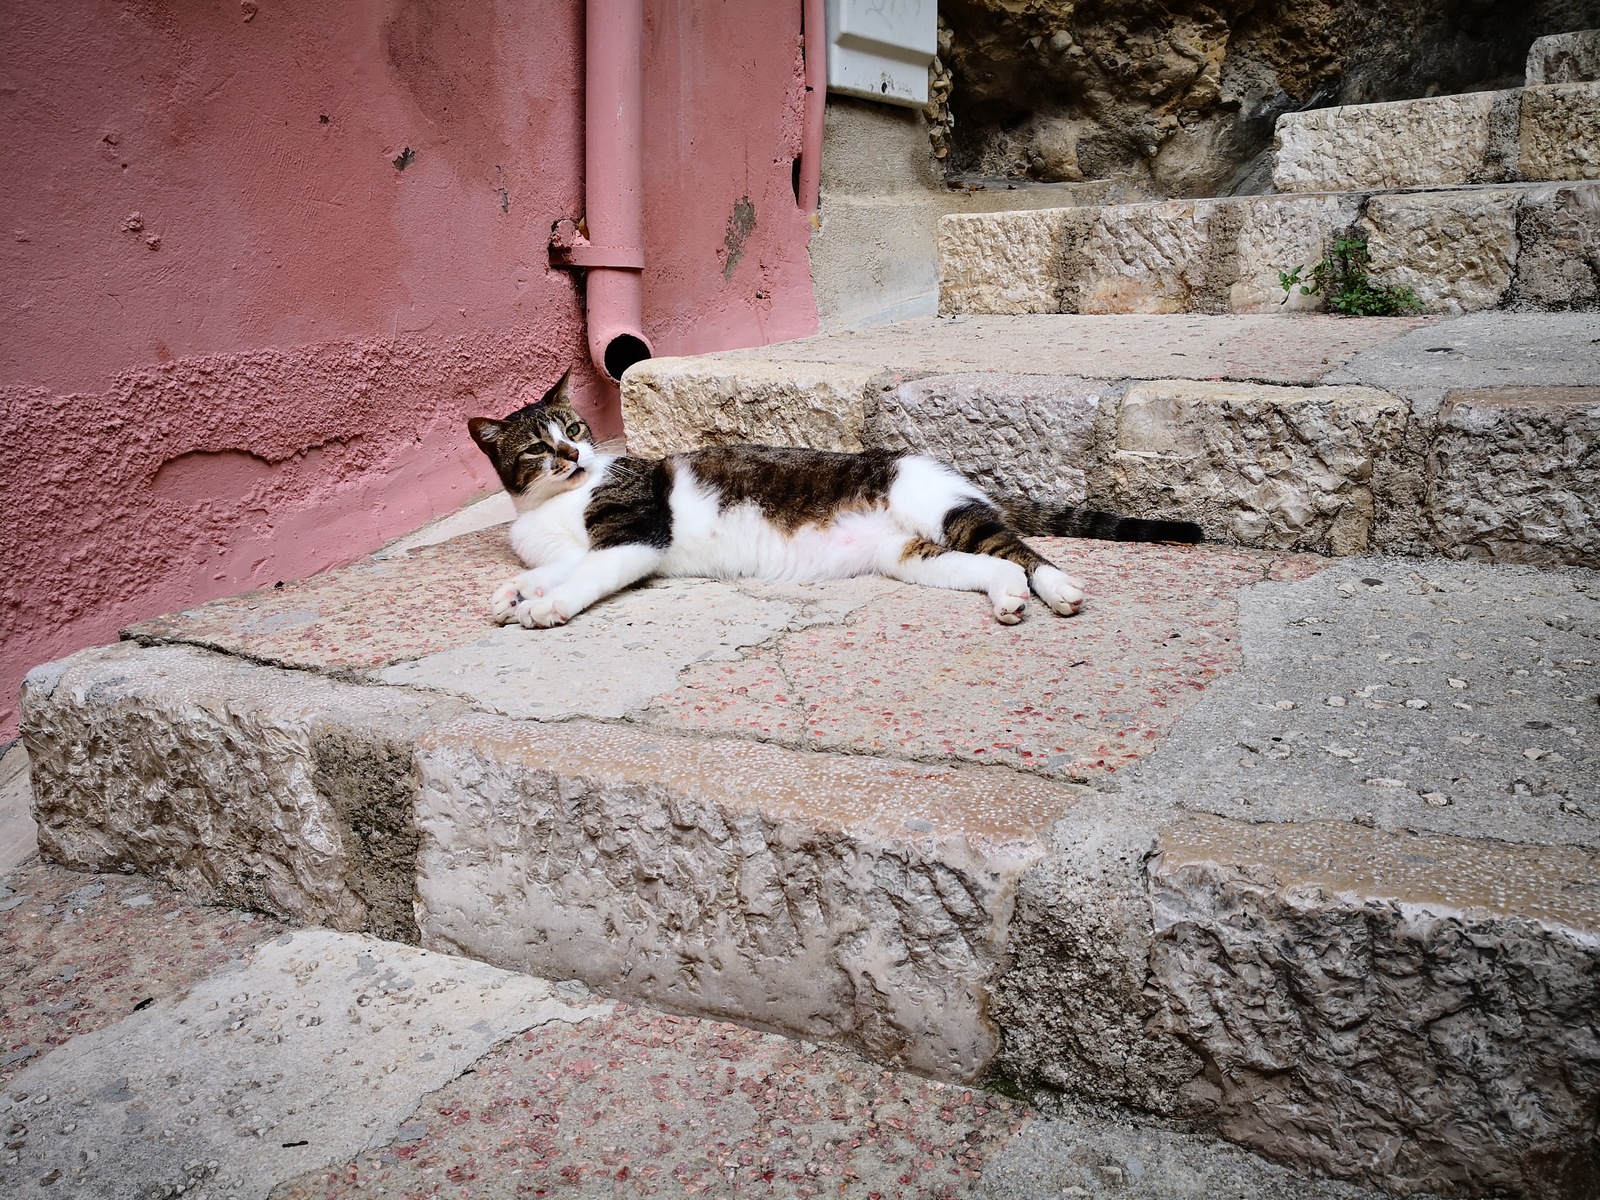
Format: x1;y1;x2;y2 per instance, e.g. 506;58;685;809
999;498;1204;545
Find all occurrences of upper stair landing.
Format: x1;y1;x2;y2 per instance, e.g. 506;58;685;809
1527;28;1600;85
939;33;1600;320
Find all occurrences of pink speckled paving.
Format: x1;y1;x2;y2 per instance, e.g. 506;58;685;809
123;524;1327;784
0;860;284;1086
125;527;521;671
271;1004;1027;1200
652;539;1326;780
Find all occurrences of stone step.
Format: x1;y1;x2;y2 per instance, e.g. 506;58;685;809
1271;82;1598;194
1525;29;1600;86
938;180;1600;316
620;314;1600;566
20;538;1600;1197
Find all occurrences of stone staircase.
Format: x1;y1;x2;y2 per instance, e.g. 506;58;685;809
25;525;1600;1199
939;36;1599;318
18;29;1600;1200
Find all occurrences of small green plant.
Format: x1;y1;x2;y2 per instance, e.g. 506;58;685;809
1280;237;1422;317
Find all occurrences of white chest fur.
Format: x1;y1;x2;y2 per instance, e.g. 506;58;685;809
508;485;595;567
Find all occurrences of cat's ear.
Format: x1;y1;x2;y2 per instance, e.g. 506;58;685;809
467;418;506;453
542;367;573;407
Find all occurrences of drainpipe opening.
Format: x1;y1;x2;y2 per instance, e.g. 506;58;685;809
603;333;652;382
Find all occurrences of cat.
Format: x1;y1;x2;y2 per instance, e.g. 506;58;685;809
467;369;1202;629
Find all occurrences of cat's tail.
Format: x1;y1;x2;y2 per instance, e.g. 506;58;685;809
998;497;1204;545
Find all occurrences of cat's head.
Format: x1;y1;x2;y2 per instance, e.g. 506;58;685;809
468;369;598;504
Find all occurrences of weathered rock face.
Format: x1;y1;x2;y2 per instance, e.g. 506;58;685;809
866;373;1106;504
1146;818;1600;1198
21;643;462;940
938;0;1597;196
1103;381;1407;555
412;714;1074;1082
1429;386;1600;566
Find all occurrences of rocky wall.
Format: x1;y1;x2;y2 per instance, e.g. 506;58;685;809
937;0;1600;197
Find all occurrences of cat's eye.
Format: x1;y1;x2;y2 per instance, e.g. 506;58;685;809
566;422;586;439
520;442;549;462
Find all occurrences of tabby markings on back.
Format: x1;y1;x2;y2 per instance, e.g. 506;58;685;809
467;369;1201;629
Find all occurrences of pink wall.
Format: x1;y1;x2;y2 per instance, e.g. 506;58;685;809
1;0;818;739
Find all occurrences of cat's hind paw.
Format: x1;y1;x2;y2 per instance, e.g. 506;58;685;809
1032;565;1085;617
990;568;1031;625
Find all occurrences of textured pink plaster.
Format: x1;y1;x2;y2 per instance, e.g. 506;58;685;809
1;0;819;737
641;0;819;354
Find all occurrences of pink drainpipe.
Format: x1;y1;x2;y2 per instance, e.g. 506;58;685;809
799;0;825;213
557;0;821;396
552;0;653;387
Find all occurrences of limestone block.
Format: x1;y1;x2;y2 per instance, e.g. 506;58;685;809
1520;82;1600;181
987;798;1204;1117
1148;817;1600;1196
938;209;1072;314
1428;386;1600;567
1063;199;1234;314
1230;194;1363;313
1507;181;1600;309
1108;381;1406;554
865;373;1106;503
20;642;459;938
620;357;879;456
413;714;1077;1082
1526;29;1600;85
1361;189;1520;313
1272;91;1507;193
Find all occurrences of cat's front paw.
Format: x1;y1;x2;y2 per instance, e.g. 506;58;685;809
515;593;570;629
1032;565;1085;617
490;579;525;624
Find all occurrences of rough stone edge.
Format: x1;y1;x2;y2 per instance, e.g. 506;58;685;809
411;711;1060;1084
1101;379;1411;555
937;183;1600;318
20;641;465;939
1270;90;1509;194
1526;30;1600;86
991;800;1600;1197
936;208;1076;315
1425;384;1600;569
620;356;886;456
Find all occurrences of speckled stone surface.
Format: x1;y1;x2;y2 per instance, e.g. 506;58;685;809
2;924;597;1200
0;859;283;1086
1116;556;1600;848
126;528;520;671
124;528;1326;786
649;541;1325;781
271;1005;1027;1200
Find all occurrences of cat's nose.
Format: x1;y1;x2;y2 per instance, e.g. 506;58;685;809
555;443;579;463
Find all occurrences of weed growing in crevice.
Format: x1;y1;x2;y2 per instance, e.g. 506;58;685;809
1280;237;1422;316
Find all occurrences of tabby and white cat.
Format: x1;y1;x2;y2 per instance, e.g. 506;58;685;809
468;371;1201;629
